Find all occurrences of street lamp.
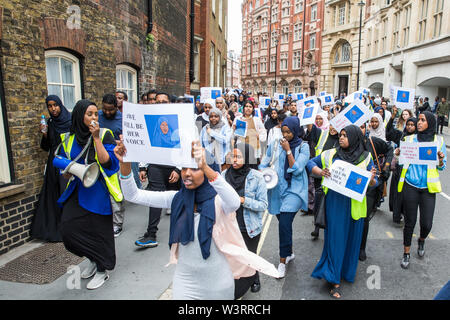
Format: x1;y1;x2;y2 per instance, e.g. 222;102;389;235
274;36;279;95
356;1;365;91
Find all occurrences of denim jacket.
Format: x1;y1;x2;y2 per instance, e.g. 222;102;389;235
222;169;268;238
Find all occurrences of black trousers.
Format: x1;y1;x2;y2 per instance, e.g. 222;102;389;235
234;233;261;299
145;164;180;239
360;183;384;251
437;116;446;134
402;183;436;247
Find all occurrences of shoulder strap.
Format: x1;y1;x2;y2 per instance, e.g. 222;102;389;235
369;137;381;172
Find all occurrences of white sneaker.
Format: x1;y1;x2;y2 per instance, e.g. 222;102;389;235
286;253;295;265
86;271;109;290
166;208;171;215
81;261;97;279
277;263;286;278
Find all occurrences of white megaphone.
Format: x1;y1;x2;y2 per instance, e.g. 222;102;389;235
66;162;100;188
261;167;278;190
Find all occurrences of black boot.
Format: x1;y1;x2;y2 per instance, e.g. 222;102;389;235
311;226;319;240
418;239;425;258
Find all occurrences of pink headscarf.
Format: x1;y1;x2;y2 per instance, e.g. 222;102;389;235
315;111;329;131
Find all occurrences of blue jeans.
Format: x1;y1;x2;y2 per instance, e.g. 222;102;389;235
276;212;297;258
131;162;141;189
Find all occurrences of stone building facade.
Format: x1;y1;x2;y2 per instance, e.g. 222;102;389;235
361;0;450;100
0;0;191;255
240;0;324;97
320;0;367;97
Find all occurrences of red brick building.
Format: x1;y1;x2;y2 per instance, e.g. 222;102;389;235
241;0;324;96
190;0;228;98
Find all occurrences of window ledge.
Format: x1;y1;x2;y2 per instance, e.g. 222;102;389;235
0;184;26;200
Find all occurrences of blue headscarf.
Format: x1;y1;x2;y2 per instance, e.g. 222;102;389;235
169;175;217;260
45;95;72;134
281;116;304;186
152;116;179;148
374;106;385;120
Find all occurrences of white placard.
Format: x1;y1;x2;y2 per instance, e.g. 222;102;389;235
297;95;319;107
398;141;439;166
122;102;198;168
259;97;271;108
319;91;327;96
392;86;415;110
322;160;372;202
274;93;286;101
298;103;320;126
292;92;307;101
320;94;334;106
200;87;223;103
344;91;364;104
329;99;373;132
361;88;370;96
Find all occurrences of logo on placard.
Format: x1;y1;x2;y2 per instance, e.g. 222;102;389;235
345;171;368;194
419;146;437;161
344;105;364;123
303;107;314;119
325;96;332;103
396;90;410;103
211;90;221;99
304;99;314;105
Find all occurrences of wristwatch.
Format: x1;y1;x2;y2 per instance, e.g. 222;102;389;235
286;150;292;155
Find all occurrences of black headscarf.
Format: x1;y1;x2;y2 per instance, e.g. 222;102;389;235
281;116;304;186
264;109;279;132
417;111;436;142
70;99;96;146
336;125;367;165
401;117;418;140
323;127;339;151
45;95;72;134
225;143;254;197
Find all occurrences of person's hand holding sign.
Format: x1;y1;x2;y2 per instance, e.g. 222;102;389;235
191;141;218;182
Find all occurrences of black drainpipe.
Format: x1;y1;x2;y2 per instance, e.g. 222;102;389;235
147;0;153;34
189;0;195;83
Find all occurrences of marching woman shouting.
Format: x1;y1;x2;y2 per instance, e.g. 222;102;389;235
54;99;121;290
308;125;378;299
259;116;310;278
396;111;446;269
116;140;279;300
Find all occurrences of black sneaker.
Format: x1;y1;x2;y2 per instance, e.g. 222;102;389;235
359;249;367;262
135;233;158;248
400;253;410;269
418;239;425;258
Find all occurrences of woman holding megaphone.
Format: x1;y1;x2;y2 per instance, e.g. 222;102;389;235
53;99;121;290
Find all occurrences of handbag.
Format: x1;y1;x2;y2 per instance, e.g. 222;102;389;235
313;187;326;229
369;137;388;197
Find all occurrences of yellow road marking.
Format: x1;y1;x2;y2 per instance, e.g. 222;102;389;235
257;213;273;255
386;231;394;239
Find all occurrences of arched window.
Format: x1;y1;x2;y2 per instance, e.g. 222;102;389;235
334;41;351;64
293;81;302;93
282;81;289;95
310;81;316;96
116;65;138;103
45;50;82;110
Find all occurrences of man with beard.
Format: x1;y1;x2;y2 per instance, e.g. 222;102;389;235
99;94;127;237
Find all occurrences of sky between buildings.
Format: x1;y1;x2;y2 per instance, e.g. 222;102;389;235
227;0;243;55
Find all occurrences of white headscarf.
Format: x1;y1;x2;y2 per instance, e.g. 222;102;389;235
369;113;386;140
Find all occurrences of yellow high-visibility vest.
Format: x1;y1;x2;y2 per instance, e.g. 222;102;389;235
320;148;372;221
397;134;444;194
315;130;329;157
60;129;123;202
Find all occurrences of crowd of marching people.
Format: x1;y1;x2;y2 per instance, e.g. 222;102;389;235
29;87;449;299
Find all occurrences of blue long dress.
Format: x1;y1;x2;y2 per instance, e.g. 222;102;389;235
307;154;377;284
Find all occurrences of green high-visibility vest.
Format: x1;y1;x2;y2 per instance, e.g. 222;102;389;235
320;148;372;221
397;134;444;194
60;128;123;202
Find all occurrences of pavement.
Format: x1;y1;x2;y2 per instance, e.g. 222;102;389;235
0;126;449;300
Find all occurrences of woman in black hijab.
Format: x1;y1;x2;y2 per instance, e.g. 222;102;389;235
308;125;378;298
223;142;268;297
397;111;446;269
54;99;120;290
389;117;418;226
31;95;72;242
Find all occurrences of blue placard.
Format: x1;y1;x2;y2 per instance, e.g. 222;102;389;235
396;90;410;103
235;119;247;137
419;146;437;161
297;93;305;100
345;171;369;194
304;99;314;105
211;90;222;99
344;105;364;123
324;95;332;103
303;106;315;119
